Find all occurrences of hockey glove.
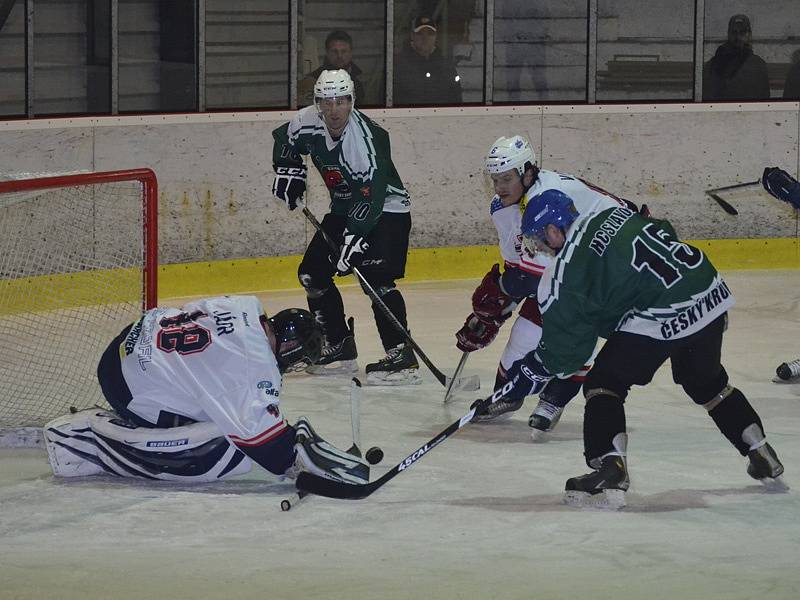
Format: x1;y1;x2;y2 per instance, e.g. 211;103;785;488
505;351;553;399
336;230;369;276
272;164;307;210
455;313;501;352
472;263;517;320
762;167;800;210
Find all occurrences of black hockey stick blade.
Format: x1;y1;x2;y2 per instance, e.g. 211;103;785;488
295;382;513;500
706;180;760;194
705;191;738;215
301;207;451;387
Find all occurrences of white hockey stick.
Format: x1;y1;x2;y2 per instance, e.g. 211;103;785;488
348;377;362;457
443;352;470;404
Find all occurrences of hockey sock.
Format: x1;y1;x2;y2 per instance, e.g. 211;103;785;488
307;285;347;344
583;390;626;467
494;365;509;390
371;288;408;350
706;387;764;456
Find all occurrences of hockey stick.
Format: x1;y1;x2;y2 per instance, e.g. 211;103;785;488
301;207;479;392
347;377;362;457
295;381;513;500
704;180;760;216
443;351;469;404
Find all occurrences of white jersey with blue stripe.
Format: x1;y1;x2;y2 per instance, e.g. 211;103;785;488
119;295;288;451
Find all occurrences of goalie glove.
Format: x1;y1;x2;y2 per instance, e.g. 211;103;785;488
336;230;369;276
762;167;800;210
272;164;307;210
455;313;502;353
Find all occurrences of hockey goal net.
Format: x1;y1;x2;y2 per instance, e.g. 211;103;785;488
0;169;157;442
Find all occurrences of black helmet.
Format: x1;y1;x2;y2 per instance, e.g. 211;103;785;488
267;308;323;373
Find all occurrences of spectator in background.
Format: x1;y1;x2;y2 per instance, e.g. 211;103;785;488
703;14;770;101
394;15;462;106
783;49;800;99
301;30;366;105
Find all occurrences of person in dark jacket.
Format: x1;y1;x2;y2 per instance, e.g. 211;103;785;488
783;50;800;99
301;30;366;105
703;14;770;101
393;15;463;106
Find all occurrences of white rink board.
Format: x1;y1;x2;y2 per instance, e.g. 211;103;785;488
2;270;800;600
0;104;798;265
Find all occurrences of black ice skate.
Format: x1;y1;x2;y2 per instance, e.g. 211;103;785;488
472;395;524;422
773;358;800;383
306;317;358;376
528;399;564;441
563;433;629;510
747;442;788;492
365;343;421;386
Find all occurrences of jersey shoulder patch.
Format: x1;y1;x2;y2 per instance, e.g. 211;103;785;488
490;196;505;215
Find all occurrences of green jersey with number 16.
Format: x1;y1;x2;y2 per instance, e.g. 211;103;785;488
272;106;410;237
537;206;735;377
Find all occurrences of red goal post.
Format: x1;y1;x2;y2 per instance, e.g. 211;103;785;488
0;168;158;440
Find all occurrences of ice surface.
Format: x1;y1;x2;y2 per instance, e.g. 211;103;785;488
2;272;800;600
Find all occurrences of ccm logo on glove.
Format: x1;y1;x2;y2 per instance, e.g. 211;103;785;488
272;164;307;210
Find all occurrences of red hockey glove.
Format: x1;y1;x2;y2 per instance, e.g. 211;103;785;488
455;313;501;352
472;263;516;320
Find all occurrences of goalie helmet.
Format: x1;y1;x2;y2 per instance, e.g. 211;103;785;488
521;189;579;257
314;69;355;104
268;308;324;373
485;135;536;177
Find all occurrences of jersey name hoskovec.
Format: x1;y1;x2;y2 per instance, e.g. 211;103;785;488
537;207;734;376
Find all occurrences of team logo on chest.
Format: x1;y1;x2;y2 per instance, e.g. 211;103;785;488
322;166;352;201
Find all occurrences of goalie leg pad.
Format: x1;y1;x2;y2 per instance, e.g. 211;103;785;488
44;409;113;477
89;414;252;482
288;417;369;484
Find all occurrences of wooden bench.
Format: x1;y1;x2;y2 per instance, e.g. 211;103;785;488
597;55;792;92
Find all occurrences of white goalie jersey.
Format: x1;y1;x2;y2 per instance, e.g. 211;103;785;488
119;295;288;449
491;169;627;276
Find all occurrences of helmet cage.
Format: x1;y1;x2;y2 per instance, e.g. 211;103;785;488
267;309;323;374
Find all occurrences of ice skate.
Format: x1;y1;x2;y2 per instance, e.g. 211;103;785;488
563;433;629;510
747;442;788;492
528;399;564;441
472;395;523;422
306;317;359;376
365;343;421;386
772;359;800;383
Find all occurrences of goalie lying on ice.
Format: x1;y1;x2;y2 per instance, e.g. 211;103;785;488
44;295;369;485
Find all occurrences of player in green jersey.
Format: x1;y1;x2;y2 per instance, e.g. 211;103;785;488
482;189;785;509
271;69;419;385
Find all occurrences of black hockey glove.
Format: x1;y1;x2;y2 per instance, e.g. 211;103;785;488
336;231;369;276
762;167;800;210
272;164;307;210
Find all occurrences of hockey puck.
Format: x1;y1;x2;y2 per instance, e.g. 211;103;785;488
365;446;384;465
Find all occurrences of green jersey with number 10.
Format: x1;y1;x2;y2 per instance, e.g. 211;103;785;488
537;206;735;377
272;106;410;237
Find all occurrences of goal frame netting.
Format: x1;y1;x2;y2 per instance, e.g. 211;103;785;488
0;168;158;446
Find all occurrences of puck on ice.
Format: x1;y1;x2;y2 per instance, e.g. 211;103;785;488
365;446;384;465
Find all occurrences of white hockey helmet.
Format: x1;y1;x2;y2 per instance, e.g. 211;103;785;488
485;135;536;177
314;69;355;104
